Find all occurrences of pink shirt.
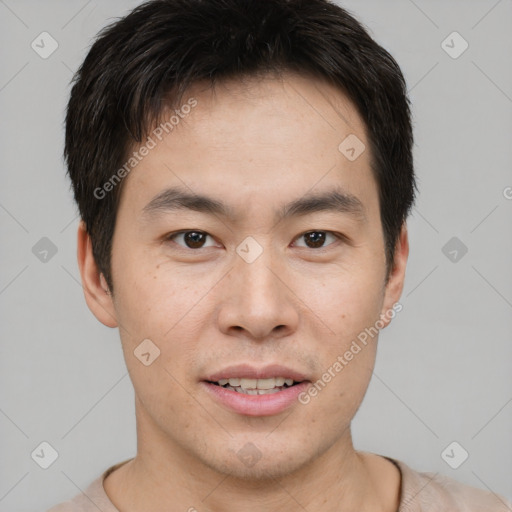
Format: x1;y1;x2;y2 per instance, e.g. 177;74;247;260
46;456;511;511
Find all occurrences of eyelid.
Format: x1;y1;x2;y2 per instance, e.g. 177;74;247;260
165;230;220;249
292;230;346;249
164;229;347;251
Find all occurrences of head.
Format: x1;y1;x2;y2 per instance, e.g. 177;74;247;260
69;0;415;481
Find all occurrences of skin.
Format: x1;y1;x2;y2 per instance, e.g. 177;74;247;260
77;71;409;512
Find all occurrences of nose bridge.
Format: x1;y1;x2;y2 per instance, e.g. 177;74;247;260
235;238;283;307
216;236;299;339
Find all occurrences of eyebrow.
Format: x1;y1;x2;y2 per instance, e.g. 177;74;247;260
141;186;366;223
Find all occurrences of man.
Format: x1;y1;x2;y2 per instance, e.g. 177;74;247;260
48;0;511;510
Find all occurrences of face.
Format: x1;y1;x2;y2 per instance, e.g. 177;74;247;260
79;72;408;480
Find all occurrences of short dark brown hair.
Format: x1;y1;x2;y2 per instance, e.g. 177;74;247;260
65;0;416;292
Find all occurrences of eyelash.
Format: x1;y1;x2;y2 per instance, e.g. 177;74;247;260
164;230;346;251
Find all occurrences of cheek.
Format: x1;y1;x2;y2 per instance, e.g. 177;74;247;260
292;265;383;401
113;252;197;333
294;263;384;337
112;256;215;374
112;263;206;416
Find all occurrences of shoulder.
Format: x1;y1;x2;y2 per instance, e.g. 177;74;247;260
45;475;112;512
45;459;132;512
389;457;512;512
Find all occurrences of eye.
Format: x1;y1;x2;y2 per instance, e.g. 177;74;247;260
293;231;340;249
166;230;218;249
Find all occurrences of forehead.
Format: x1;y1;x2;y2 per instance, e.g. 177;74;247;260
173;71;368;156
117;71;377;221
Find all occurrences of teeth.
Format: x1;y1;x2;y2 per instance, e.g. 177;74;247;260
251;378;274;390
224;385;283;395
214;377;298;390
239;378;257;389
257;388;280;395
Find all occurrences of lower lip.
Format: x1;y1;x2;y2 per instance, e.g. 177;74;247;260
202;381;310;417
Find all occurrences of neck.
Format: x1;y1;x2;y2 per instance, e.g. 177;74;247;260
104;398;399;512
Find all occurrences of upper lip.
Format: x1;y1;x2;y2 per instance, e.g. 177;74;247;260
204;364;309;382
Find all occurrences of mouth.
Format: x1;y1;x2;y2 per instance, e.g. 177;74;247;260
201;364;311;416
206;377;305;395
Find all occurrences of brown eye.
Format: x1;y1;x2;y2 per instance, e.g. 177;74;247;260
168;231;216;249
304;231;326;248
294;231;339;249
183;231;206;248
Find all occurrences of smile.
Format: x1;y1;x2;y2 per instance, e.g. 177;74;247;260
209;377;302;395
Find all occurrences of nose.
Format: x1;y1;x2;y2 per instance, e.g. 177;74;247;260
216;246;300;341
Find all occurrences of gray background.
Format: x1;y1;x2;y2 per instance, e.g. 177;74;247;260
0;0;511;510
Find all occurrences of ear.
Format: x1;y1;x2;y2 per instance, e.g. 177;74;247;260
379;223;409;328
76;221;118;328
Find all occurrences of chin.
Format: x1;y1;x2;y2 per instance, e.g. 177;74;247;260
215;455;307;482
196;436;321;482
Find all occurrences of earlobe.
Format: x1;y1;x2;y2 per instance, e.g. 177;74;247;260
380;224;409;328
76;221;118;328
